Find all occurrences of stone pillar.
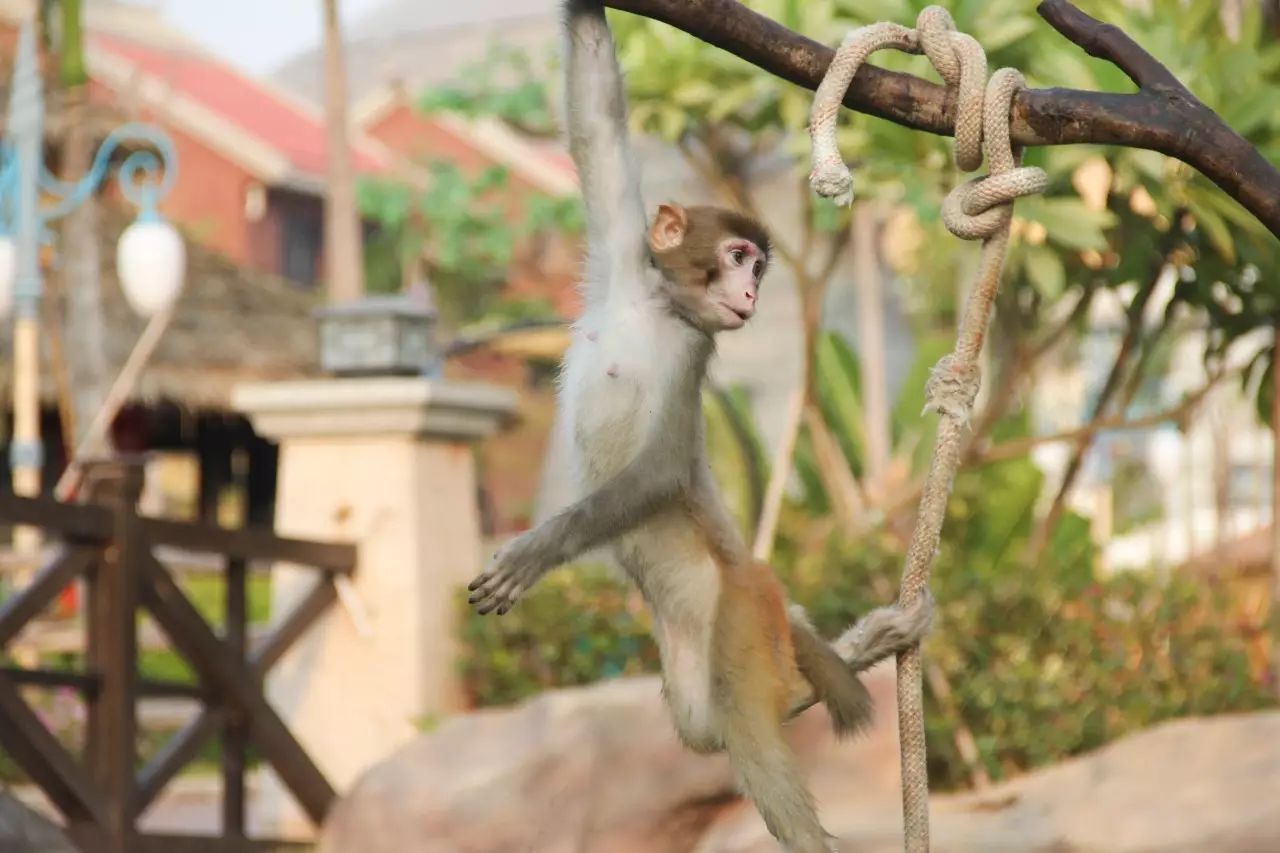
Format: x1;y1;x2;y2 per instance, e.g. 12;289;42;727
232;376;516;834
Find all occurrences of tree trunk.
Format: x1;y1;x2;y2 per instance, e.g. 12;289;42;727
1272;320;1280;697
56;0;109;454
321;0;365;303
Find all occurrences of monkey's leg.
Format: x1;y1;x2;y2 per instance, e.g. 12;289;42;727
715;568;837;853
784;594;934;724
834;590;935;671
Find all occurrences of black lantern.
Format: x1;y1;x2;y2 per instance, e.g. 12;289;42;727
316;293;439;377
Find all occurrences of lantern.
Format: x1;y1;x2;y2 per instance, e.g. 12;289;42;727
317;294;439;376
116;216;186;317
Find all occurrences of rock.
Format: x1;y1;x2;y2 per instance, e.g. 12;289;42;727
0;792;74;852
700;709;1280;853
318;676;740;853
321;663;1280;853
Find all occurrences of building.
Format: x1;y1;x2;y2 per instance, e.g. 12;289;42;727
0;0;577;295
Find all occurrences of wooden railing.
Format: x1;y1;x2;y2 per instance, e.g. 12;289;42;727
0;459;357;853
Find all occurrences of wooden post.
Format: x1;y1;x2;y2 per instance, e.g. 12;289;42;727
1271;320;1280;696
83;458;144;852
223;555;248;837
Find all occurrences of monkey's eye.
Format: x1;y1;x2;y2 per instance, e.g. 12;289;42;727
730;248;745;266
753;259;764;279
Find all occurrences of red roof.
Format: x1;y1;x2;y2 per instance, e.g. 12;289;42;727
90;33;389;180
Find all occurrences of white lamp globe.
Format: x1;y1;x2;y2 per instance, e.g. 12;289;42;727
0;234;15;319
1145;425;1181;485
117;217;185;317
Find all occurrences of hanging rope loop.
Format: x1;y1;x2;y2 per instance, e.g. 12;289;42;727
916;6;987;171
808;22;921;205
806;7;1049;851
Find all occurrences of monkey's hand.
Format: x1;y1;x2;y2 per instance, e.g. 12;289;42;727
466;531;555;615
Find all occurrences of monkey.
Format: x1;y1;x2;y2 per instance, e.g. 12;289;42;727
466;3;933;851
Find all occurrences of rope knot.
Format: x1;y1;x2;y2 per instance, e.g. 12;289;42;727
922;354;980;422
941;166;1048;240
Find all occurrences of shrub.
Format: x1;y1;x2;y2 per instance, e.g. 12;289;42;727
457;455;1275;788
457;565;660;707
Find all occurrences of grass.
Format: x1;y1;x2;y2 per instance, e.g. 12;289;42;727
139;572;273;685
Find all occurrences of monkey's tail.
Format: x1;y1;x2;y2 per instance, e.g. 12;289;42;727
834;590;935;673
723;705;838;853
788;606;873;738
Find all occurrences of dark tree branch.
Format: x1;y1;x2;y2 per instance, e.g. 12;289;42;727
1037;0;1182;91
604;0;1280;239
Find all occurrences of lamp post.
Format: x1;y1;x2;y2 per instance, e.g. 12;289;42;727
0;22;185;544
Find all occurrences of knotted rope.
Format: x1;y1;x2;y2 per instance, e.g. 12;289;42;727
808;7;1047;850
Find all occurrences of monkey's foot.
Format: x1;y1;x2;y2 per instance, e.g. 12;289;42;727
466;533;545;615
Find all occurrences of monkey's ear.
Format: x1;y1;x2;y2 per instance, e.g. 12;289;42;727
648;203;687;252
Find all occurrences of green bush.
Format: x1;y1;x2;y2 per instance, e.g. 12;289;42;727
790;529;1272;789
456;453;1274;789
457;565;660;707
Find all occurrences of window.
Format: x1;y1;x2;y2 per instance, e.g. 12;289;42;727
281;212;321;285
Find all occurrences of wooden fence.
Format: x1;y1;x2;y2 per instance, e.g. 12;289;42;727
0;459;357;852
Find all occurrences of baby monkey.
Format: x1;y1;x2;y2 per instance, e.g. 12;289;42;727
468;3;933;851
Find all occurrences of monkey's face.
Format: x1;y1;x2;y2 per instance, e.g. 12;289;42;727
700;236;766;330
648;203;771;334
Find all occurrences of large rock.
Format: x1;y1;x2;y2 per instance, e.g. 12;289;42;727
321;668;1280;853
700;710;1280;852
320;665;907;853
319;677;738;853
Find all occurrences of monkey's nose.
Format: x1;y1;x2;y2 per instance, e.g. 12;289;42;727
744;291;755;302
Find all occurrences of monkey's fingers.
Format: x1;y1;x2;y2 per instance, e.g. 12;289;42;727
470;567;525;614
469;581;504;613
494;584;526;615
467;573;492;592
475;596;503;616
475;582;524;615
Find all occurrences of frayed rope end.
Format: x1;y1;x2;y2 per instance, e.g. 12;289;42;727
809;165;855;206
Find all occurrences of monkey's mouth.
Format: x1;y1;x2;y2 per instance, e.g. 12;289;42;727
715;305;749;329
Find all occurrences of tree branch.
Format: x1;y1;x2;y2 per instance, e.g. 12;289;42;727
976;375;1222;464
604;0;1280;239
1037;0;1182;91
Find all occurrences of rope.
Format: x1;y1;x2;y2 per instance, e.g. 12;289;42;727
807;7;1047;851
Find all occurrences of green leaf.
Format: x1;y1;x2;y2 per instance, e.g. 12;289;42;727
1191;205;1235;265
1018;197;1115;252
1022;243;1067;299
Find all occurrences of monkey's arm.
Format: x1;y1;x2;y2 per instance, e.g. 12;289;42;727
468;444;690;614
564;0;649;285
